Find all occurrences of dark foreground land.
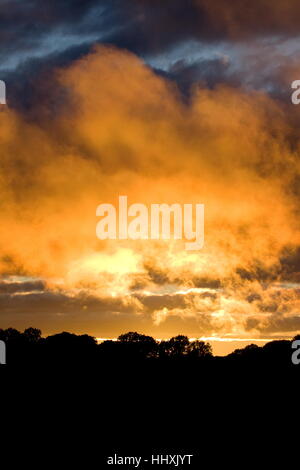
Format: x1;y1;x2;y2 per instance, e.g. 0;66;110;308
2;328;298;466
1;327;299;371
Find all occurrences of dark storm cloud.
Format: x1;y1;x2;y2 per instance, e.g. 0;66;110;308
236;245;300;286
106;0;213;56
0;280;46;294
126;0;300;45
1;42;93;111
0;289;139;316
238;244;300;286
191;277;221;289
0;0;107;109
3;0;300;109
3;0;300;74
138;293;187;312
236;263;279;283
279;246;300;282
155;57;233;96
0;0;102;60
143;264;170;286
141;263;221;291
246;315;300;334
136;291;219;315
5;1;300;58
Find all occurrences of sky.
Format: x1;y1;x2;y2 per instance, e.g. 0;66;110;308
1;0;300;354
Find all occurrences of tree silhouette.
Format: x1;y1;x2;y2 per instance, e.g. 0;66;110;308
261;340;291;366
117;331;158;359
23;327;42;343
118;332;156;344
0;325;298;369
159;335;189;358
43;331;97;363
0;327;22;343
187;340;212;358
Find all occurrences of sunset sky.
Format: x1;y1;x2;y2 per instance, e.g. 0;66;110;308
1;1;300;354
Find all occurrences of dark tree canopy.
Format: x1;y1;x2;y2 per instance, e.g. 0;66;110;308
0;327;297;369
118;332;157;344
187;340;213;358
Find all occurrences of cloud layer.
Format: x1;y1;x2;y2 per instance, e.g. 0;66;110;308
1;3;300;347
0;43;300;343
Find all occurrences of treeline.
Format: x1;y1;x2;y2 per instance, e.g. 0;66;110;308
0;328;212;364
0;327;299;367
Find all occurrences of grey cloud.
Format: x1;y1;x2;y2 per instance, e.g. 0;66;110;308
0;280;46;294
0;289;140;316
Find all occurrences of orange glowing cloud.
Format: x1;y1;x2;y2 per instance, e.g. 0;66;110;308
0;45;300;340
